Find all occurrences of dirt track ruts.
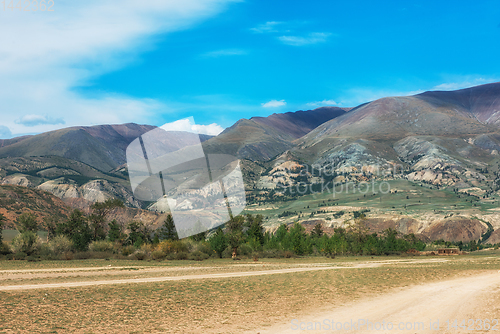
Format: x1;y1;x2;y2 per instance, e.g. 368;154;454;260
254;271;500;334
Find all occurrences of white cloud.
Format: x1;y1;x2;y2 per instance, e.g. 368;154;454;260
192;123;224;135
15;114;65;127
0;0;238;136
250;21;283;33
0;126;12;139
160;118;223;136
202;49;247;57
306;100;338;108
432;77;499;91
278;32;331;46
261;99;286;108
337;88;424;107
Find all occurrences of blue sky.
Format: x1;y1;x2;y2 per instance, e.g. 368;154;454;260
1;0;499;138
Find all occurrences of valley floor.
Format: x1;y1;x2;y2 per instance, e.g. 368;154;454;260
0;253;499;333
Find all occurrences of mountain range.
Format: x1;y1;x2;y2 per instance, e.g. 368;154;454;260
2;82;500;242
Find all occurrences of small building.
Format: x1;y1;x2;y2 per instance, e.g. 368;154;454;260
437;248;460;255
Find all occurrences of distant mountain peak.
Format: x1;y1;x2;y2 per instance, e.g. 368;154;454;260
250;106;350;139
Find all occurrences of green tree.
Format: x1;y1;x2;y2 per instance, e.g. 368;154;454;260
226;215;245;257
108;220;124;243
126;221;151;247
56;209;92;251
275;224;289;242
310;223;324;238
246;214;265;245
157;214;179;241
44;216;59;241
209;228;228;258
89;199;125;241
381;228;399;255
11;231;40;255
16;213;38;233
190;231;206;242
287;223;307;255
0;213;5;244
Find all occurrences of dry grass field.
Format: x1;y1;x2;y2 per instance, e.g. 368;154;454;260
1;252;499;333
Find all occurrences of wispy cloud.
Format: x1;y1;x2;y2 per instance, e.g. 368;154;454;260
202;49;247;57
262;99;286;108
336;88;424;107
15;114;65;127
250;21;283;33
336;77;500;108
0;0;237;136
160;118;223;136
0;126;12;139
278;32;331;46
432;77;499;91
306;100;338;108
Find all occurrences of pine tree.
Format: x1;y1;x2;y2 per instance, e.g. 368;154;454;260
311;223;324;238
246;214;265;245
158;215;178;241
0;213;5;244
108;220;123;242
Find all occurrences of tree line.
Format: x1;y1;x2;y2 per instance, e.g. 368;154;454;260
7;199;486;261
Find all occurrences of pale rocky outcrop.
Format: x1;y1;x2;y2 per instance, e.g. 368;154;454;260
37;178;142;208
0;174;33;187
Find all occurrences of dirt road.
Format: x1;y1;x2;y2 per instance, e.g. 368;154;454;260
0;258;448;291
0;266;353;291
254;271;500;334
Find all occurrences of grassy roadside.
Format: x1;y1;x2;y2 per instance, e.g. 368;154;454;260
0;252;499;333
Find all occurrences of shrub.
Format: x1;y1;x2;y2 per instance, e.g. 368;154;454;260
13;252;27;260
88;251;114;259
140;243;153;254
0;241;11;255
194;241;212;255
73;251;92;260
157;240;189;254
38;243;57;260
238;243;253;256
188;250;209;261
167;251;188;260
10;231;41;255
132;250;147;260
26;255;41;262
255;249;288;258
283;250;294;258
121;245;135;256
151;250;166;260
89;240;115;253
49;235;73;255
247;238;263;252
221;245;233;258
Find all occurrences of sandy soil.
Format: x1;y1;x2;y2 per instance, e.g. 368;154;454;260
0;266;354;291
253;271;500;334
0;258;449;291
